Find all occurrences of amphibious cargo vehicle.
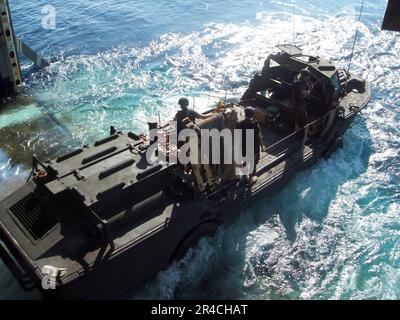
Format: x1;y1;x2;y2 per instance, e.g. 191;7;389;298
0;45;371;299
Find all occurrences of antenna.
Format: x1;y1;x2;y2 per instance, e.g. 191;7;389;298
292;0;295;47
348;0;365;72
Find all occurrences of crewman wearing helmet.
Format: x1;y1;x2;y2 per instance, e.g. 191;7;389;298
293;68;313;130
238;107;264;184
174;97;210;134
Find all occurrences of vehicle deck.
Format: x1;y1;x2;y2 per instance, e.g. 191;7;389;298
32;125;305;278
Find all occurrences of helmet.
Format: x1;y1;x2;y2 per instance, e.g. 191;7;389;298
178;97;189;108
244;107;255;118
300;69;311;78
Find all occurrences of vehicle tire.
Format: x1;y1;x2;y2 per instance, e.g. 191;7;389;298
172;222;219;263
324;136;343;160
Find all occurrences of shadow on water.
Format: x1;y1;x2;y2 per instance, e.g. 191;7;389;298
0;100;83;200
279;127;372;243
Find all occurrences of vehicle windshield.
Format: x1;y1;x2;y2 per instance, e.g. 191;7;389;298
292;55;319;63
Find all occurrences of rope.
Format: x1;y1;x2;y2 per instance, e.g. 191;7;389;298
196;113;226;130
347;0;365;72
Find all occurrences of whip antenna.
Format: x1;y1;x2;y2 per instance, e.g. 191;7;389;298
348;0;365;72
292;0;295;46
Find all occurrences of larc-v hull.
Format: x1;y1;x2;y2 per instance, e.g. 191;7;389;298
0;45;371;299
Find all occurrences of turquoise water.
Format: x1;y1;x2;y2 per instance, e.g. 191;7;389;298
0;0;399;299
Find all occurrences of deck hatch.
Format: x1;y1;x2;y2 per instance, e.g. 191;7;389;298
9;193;57;241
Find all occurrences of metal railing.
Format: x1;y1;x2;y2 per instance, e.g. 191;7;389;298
261;108;337;160
206;109;338;202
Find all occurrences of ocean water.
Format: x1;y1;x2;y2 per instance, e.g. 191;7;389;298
0;0;399;300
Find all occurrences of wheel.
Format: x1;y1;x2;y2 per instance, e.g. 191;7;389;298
324;136;343;160
172;222;219;263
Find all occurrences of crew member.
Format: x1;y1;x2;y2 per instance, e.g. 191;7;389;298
293;69;313;130
238;107;264;184
261;54;272;79
242;54;275;101
174;97;210;133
